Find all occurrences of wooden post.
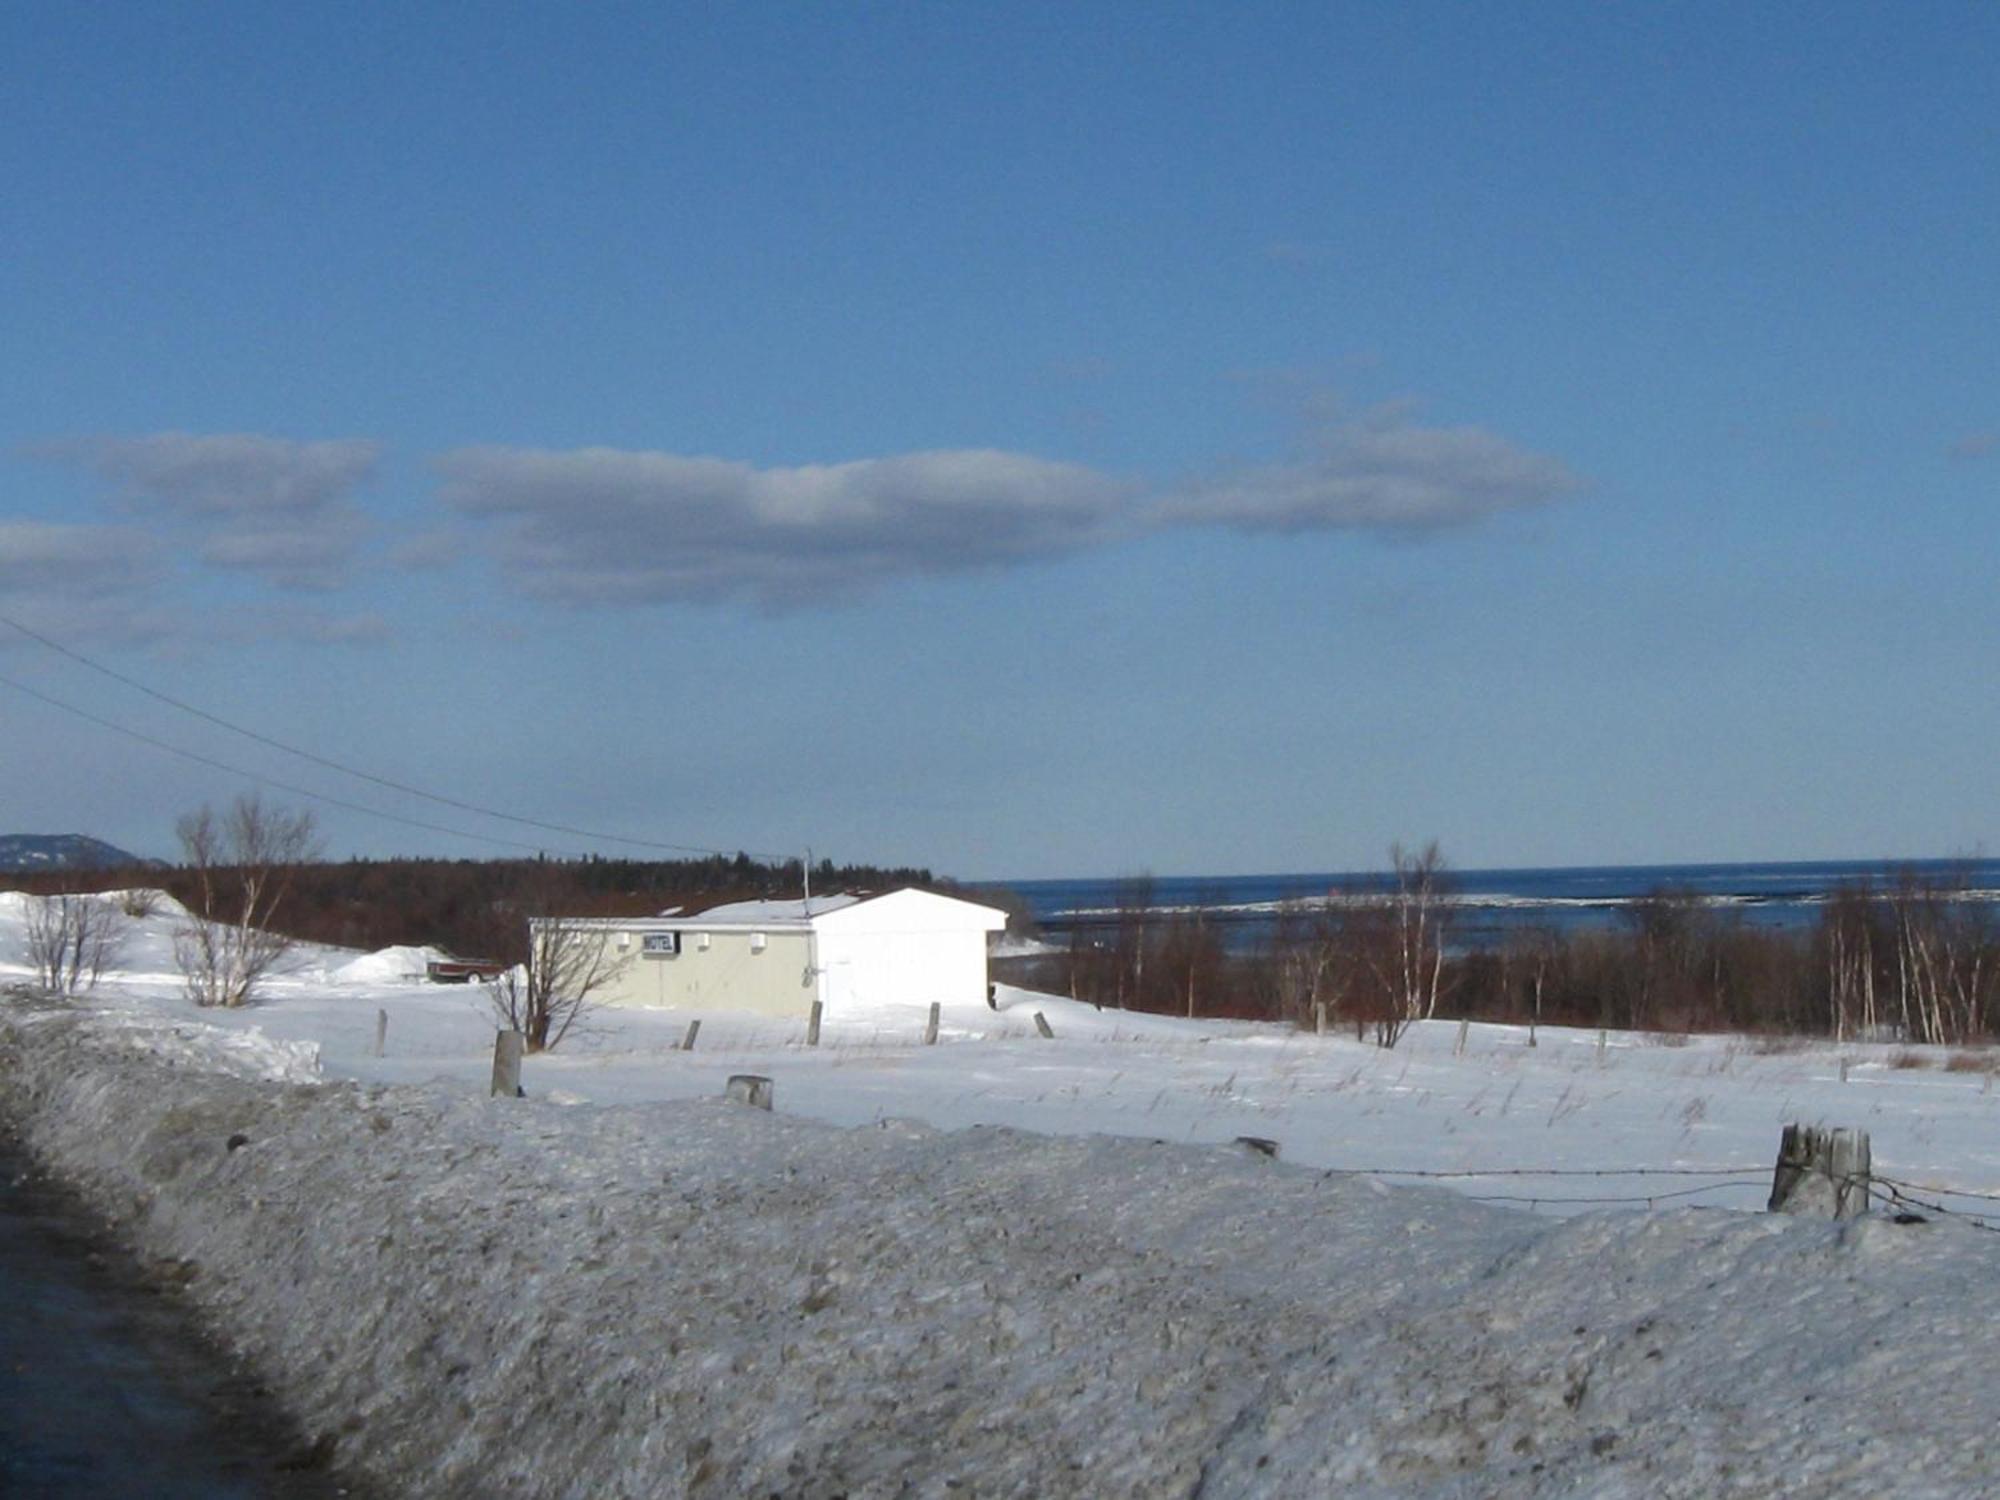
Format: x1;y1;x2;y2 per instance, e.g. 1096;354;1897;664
1768;1124;1871;1218
1839;1057;1850;1084
680;1020;701;1052
1596;1028;1608;1067
1034;1011;1055;1039
1313;1002;1327;1036
725;1074;773;1110
490;1030;524;1098
1455;1017;1470;1057
373;1008;388;1059
807;1000;822;1047
924;1002;940;1046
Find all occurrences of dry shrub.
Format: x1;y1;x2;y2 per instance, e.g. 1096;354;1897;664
1943;1051;1996;1074
1887;1049;1933;1070
1749;1034;1807;1056
116;889;162;919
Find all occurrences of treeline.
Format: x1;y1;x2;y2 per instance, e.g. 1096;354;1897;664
1022;857;2000;1045
11;851;937;966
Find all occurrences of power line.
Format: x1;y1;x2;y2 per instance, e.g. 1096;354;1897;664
0;669;568;854
0;611;782;861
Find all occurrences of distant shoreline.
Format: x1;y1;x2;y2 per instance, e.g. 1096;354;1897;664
989;856;2000;952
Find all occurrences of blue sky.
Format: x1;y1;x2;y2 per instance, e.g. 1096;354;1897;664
2;3;1994;879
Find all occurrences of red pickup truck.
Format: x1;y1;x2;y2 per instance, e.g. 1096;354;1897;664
425;957;509;984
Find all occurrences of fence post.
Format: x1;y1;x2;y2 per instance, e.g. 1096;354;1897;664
1596;1028;1608;1068
680;1019;701;1052
373;1008;388;1059
1034;1011;1055;1039
1313;1002;1327;1036
725;1074;773;1110
490;1030;524;1098
925;1002;941;1046
807;999;823;1047
1455;1017;1470;1057
1768;1124;1871;1218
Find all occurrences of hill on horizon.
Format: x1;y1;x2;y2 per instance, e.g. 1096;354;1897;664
0;833;157;873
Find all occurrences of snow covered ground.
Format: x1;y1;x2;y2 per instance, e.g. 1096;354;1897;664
5;892;2000;1495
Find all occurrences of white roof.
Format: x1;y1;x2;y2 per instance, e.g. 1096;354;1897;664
553;887;1006;934
687;894;864;926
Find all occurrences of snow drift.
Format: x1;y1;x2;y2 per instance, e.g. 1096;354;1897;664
4;993;1998;1497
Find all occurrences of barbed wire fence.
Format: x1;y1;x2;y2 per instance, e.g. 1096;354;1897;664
1315;1163;1771;1213
1868;1175;2000;1233
1295;1152;2000;1225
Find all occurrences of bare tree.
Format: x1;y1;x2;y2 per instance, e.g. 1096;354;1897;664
491;922;634;1052
1340;895;1411;1047
174;795;319;1008
1268;899;1343;1027
1504;922;1560;1047
1109;874;1156;1011
1384;841;1454;1029
1820;881;1883;1042
1621;885;1719;1032
1885;866;1993;1045
24;889;126;995
1159;898;1225;1019
488;869;635;1051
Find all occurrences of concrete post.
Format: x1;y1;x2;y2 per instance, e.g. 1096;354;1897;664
490;1030;524;1098
725;1074;773;1110
1769;1124;1872;1218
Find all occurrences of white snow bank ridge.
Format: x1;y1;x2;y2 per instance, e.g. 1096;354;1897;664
326;944;450;986
4;993;2000;1497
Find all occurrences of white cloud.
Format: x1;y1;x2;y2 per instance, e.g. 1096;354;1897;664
0;521;171;645
0;520;159;598
1163;404;1581;533
435;446;1138;607
0;520;170;644
0;517;388;651
36;432;381;590
433;413;1576;608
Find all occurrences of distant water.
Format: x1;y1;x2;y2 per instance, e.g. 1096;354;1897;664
993;859;2000;953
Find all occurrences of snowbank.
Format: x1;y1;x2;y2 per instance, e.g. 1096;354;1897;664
327;944;450;986
5;992;2000;1496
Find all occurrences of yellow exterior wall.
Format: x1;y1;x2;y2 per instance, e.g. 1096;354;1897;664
591;928;816;1017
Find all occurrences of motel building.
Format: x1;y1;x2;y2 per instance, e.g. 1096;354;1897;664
541;887;1009;1019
